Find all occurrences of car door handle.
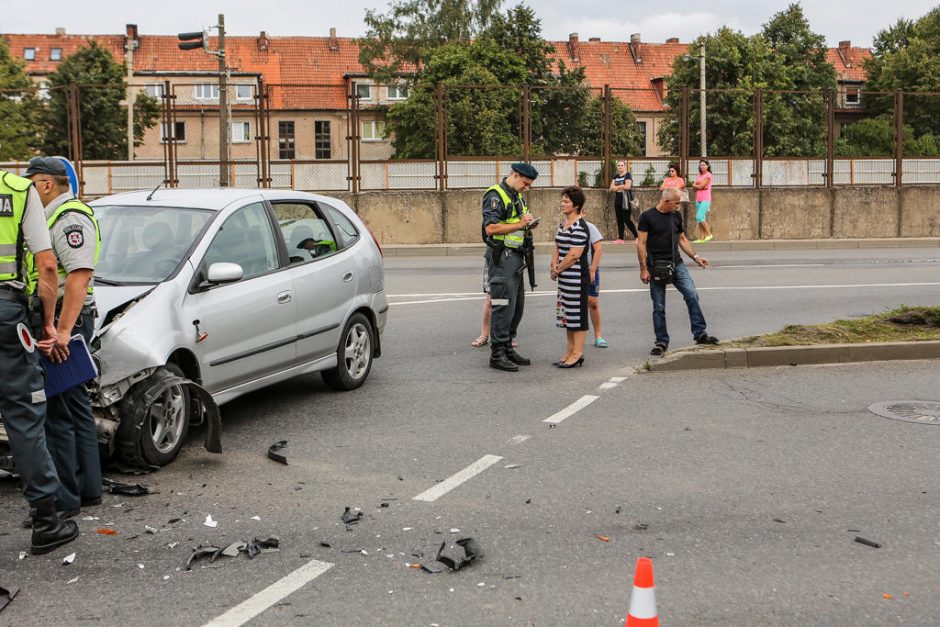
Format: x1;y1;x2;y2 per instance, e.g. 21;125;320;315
276;290;292;304
343;272;354;283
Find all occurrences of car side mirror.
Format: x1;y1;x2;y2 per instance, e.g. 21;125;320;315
206;262;244;284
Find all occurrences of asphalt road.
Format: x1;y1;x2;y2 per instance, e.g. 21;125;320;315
2;246;939;626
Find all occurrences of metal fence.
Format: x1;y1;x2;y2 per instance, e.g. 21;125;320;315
1;81;938;195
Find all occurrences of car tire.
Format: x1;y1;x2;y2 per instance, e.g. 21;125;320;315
116;364;191;468
322;313;374;391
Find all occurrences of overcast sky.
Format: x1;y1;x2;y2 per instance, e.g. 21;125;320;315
5;0;937;47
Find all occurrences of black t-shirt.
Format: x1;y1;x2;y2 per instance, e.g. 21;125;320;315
612;172;633;209
637;207;684;263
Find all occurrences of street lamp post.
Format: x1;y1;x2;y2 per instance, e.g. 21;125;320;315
699;44;706;158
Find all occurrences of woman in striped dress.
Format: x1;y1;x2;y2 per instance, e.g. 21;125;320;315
549;186;590;368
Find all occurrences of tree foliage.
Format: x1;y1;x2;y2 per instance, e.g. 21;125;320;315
835;115;939;156
658;4;837;158
43;40;160;160
0;38;44;160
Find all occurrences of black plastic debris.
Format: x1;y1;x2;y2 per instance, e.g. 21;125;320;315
102;478;150;496
421;561;447;574
435;537;483;571
246;536;280;559
267;441;289;465
221;542;246;557
341;507;363;526
186;537;280;569
772;518;786;524
855;536;881;548
186;545;222;570
0;585;19;614
319;542;332;548
633;523;649;531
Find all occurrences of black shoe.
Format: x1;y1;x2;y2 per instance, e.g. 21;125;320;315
81;496;102;507
504;347;531;366
489;346;519;372
650;343;668;356
22;506;79;529
557;356;584;369
30;496;79;555
694;334;719;345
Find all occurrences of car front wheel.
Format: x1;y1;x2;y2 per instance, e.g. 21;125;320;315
322;313;374;391
116;364;191;467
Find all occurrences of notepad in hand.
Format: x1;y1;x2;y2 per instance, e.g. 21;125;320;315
39;334;98;399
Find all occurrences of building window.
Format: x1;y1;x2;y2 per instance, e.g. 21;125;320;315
355;83;371;100
50;48;62;61
231;121;251;143
235;84;254;101
143;83;165;99
194;83;220;100
635;121;648;154
38;82;51;101
314;121;331;159
844;88;861;106
361;120;386;142
161;121;186;143
387;83;409;100
23;48;36;61
278;121;296;159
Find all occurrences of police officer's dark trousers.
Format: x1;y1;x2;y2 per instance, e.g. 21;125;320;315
44;310;101;510
0;297;61;504
487;247;525;348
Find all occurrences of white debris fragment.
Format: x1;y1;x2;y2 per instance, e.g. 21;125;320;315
18;551;27;560
167;542;179;549
66;577;79;584
402;527;413;531
203;515;218;528
137;564;145;569
163;575;170;581
62;552;76;565
504;464;521;469
666;552;675;557
477;582;486;587
251;516;260;521
145;525;159;534
81;516;99;521
449;528;460;533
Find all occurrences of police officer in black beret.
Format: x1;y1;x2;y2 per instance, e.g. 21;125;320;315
481;163;539;371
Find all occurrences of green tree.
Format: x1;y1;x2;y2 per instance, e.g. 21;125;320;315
358;0;503;80
836;115;939;156
43;40;160;160
0;38;44;160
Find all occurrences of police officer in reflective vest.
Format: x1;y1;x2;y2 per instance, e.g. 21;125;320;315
482;163;538;371
26;156;103;518
0;167;80;554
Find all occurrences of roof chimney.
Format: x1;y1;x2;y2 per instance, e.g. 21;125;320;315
588;37;600;42
258;30;270;51
329;27;339;52
125;24;138;42
665;37;679;44
629;33;642;64
55;27;66;36
567;32;580;63
837;40;852;67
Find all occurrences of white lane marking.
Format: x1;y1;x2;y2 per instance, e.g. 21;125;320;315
388;282;940;306
544;395;600;424
413;455;504;502
202;559;333;627
598;382;618;390
510;434;531;445
610;376;628;383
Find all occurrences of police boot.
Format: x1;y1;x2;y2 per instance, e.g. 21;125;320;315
504;347;531;366
30;496;79;555
489;344;519;372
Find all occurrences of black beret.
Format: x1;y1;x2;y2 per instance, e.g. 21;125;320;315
510;162;539;180
25;156;67;178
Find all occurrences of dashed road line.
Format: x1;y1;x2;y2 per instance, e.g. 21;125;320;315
413;454;504;502
544;395;600;424
202;558;334;627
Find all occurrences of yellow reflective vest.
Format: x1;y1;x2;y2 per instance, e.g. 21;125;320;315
0;172;32;287
486;183;528;249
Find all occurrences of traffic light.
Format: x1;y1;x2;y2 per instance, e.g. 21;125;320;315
178;31;205;51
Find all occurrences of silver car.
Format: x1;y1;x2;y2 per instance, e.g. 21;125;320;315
2;188;387;471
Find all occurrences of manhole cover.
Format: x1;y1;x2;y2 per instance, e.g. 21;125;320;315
868;401;940;425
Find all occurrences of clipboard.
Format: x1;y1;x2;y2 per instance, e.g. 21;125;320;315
39;334;98;399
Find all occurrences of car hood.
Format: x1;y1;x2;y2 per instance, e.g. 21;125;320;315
94;284;156;334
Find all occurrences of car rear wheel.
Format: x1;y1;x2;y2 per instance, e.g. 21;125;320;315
116;364;191;467
322;313;374;391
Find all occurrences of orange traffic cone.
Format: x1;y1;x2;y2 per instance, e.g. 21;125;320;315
625;557;659;626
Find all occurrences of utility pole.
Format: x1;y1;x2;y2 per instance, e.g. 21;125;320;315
699;44;706;158
126;32;137;161
217;14;229;187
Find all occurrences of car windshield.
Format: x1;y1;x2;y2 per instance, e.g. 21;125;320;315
94;205;214;284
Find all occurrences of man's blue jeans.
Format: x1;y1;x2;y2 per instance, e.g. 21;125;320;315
649;262;707;346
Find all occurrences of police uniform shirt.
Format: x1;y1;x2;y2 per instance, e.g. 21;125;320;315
45;192;96;306
481;180;522;234
2;185;52;291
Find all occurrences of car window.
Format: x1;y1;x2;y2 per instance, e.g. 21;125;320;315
203;203;280;279
94;205;213;284
319;202;360;248
272;202;341;263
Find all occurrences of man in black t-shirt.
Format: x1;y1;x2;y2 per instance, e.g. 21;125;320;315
636;188;718;356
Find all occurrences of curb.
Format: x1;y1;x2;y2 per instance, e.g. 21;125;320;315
646;340;940;372
380;238;940;256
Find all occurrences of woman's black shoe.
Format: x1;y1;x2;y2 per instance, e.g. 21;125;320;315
557;356;584;369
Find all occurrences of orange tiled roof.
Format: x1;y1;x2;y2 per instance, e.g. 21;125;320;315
826;46;871;82
4;32;870;112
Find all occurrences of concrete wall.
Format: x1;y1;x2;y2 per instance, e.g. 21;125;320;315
336;186;940;245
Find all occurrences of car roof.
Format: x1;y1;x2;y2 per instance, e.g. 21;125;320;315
91;188;343;211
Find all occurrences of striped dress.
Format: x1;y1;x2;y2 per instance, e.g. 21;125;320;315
554;218;590;330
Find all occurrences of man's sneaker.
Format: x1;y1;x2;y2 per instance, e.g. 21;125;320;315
695;334;719;345
704;234;714;241
692;238;705;243
650;342;667;356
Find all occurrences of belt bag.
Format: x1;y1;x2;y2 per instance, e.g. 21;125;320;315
651;259;676;284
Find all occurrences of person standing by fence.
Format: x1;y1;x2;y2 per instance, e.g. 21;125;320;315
692;159;714;242
609;160;637;243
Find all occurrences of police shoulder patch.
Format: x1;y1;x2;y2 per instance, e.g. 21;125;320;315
490;197;499;209
63;223;85;249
